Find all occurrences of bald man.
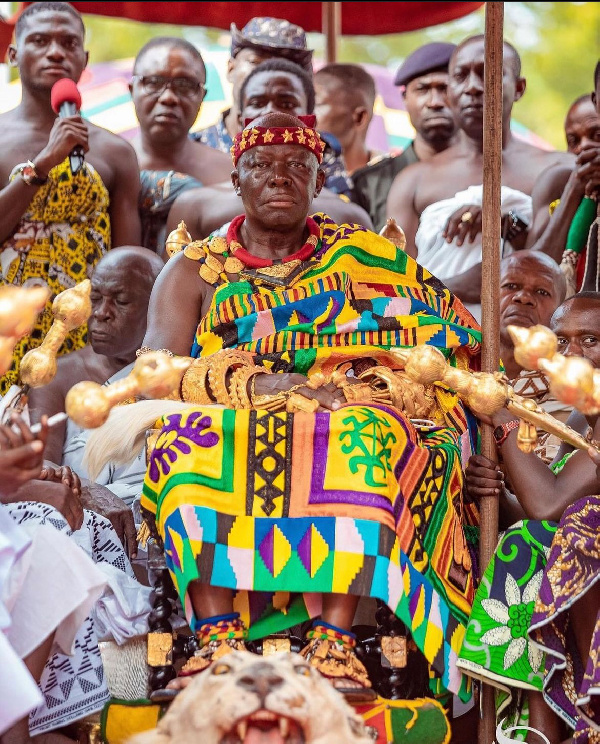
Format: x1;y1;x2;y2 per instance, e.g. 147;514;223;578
28;245;164;465
500;251;566;379
499;252;571;458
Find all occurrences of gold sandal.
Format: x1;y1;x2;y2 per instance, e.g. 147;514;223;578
179;615;248;677
299;623;372;690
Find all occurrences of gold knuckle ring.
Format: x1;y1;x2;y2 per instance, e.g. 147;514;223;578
461;211;474;223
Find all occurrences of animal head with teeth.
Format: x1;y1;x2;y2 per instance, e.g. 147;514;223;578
127;651;373;744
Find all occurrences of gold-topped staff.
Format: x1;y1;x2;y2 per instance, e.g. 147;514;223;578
389;344;596;454
20;279;92;388
65;351;192;428
0;285;50;375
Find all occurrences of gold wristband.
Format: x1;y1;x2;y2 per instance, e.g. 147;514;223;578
251;381;310;412
229;365;267;409
207;349;255;407
181;357;214;405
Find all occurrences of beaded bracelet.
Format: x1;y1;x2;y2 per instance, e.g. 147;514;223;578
306;623;356;649
136;346;174;358
196;616;247;648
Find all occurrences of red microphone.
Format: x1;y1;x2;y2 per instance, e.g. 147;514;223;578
51;78;84;175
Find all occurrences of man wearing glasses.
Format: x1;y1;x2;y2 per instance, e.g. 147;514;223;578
129;37;233;257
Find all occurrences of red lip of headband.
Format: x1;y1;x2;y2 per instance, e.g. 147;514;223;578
231;116;326;166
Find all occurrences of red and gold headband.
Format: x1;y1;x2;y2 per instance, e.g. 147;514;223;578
231;116;326;167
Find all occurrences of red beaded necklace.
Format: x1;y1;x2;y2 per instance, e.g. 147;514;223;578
226;215;321;269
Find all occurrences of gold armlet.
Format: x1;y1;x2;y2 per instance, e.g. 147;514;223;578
181;357;214;405
229;366;267;409
207;349;256;407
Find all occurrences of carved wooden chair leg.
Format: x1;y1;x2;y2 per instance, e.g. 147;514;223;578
360;600;431;700
146;535;177;692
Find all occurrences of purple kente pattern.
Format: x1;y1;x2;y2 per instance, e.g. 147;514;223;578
529;495;600;735
308;405;414;516
148;412;219;483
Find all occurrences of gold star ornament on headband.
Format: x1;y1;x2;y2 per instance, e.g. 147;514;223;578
231;116;326;167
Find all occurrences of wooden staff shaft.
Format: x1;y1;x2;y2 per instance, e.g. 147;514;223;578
479;3;504;743
322;2;341;63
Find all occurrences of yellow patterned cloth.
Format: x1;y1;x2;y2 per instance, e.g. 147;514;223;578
0;158;110;393
142;215;483;699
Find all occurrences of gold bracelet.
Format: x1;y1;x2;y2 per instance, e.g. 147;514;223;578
249;374;298;409
181;357;214;405
229;366;267;409
207;349;255;407
252;391;288;412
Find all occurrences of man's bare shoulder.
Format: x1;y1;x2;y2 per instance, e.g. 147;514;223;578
178;181;236;204
313;191;373;229
392;144;464;185
154;249;210;314
88;122;138;158
510;138;570;169
0;107;21;128
192;141;231;166
46;347;90;395
0;108;36;170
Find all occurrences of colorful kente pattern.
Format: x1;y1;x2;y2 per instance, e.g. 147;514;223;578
190;213;481;375
142;217;483;700
142;404;476;700
0;159;110;393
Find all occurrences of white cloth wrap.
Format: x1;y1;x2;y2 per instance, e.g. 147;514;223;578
0;509;107;734
415;185;532;321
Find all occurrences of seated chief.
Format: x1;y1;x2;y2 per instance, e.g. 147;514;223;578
100;112;483;699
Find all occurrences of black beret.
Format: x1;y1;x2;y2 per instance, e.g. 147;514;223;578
394;42;457;88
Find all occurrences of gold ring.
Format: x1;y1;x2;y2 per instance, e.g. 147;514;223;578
461;211;473;223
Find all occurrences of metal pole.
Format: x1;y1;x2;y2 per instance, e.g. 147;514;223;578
479;2;504;743
322;2;341;63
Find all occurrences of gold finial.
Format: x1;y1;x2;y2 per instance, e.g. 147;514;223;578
165;221;192;259
20;280;92;388
508;325;558;370
0;285;50;374
0;285;50;338
65;351;192;428
379;218;406;252
509;322;600;416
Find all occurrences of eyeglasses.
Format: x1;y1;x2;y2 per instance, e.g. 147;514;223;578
132;75;206;98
